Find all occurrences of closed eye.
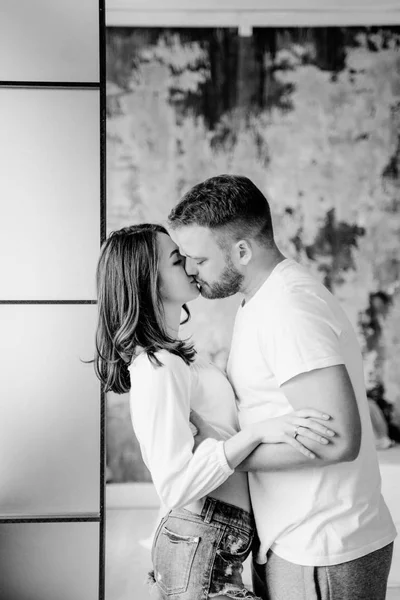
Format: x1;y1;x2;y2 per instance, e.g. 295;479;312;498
196;259;206;265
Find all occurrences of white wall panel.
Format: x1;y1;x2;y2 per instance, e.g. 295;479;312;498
0;88;100;300
0;0;99;82
0;305;100;516
0;522;99;600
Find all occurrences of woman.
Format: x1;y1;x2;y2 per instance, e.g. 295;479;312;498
94;224;335;600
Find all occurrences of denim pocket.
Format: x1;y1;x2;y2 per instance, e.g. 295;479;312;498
154;526;200;595
151;514;169;565
209;528;256;598
217;529;253;562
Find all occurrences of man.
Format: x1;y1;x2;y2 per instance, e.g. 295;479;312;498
168;174;396;600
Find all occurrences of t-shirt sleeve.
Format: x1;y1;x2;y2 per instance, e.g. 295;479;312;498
259;290;345;386
129;353;233;509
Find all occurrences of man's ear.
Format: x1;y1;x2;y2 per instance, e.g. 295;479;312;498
234;240;252;265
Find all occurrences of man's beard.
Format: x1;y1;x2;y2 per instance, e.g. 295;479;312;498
196;261;244;299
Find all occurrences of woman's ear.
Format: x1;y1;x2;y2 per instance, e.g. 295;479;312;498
234;240;252;265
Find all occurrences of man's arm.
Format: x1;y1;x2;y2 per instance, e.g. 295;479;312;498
237;364;361;472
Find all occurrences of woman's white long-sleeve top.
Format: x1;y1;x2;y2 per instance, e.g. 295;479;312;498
128;350;238;509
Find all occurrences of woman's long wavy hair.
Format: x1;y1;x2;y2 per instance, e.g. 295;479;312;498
94;223;196;394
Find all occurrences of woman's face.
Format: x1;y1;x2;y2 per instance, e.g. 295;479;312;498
157;232;200;305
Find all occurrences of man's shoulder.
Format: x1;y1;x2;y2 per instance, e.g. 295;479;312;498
276;259;320;290
251;264;339;324
276;262;336;306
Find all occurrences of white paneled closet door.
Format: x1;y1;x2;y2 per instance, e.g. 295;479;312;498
0;1;105;599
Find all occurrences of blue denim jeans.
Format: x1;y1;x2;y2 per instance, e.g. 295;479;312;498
149;496;261;599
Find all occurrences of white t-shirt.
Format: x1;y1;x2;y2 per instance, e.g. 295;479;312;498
227;258;396;566
128;351;236;509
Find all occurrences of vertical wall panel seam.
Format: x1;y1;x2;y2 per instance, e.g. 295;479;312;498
99;0;107;597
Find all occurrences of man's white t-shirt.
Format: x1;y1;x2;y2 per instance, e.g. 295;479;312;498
227;258;396;566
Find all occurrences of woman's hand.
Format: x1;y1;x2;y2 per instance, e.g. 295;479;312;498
190;409;224;451
253;409;336;459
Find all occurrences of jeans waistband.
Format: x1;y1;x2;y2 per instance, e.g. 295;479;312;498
174;497;255;533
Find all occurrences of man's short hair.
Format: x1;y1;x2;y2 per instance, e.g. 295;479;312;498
168;174;274;248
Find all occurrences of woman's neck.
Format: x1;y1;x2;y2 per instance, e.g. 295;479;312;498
162;302;182;339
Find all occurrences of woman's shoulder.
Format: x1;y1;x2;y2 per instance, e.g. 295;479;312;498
129;349;191;375
129;350;193;403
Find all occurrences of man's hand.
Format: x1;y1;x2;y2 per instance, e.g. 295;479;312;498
190;409;224;451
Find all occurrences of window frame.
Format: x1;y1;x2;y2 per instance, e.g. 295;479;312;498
106;0;400;29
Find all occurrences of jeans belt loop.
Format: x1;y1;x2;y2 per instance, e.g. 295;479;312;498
203;497;217;524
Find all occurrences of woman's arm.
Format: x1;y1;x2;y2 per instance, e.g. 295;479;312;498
130;353;243;509
190;409;261;468
190;407;335;465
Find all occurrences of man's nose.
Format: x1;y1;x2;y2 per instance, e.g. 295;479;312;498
185;258;198;277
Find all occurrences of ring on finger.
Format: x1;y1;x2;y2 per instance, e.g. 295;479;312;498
293;425;300;440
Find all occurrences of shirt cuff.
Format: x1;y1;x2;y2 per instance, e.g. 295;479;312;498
215;440;235;476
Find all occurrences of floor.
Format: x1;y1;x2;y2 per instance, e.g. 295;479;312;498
105;447;400;600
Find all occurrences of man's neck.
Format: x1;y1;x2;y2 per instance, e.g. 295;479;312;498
241;249;286;304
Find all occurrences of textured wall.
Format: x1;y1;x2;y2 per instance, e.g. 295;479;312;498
106;26;400;481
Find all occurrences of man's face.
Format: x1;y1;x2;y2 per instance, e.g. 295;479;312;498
171;225;244;299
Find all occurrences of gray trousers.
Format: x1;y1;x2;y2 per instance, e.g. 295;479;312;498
251;543;394;600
